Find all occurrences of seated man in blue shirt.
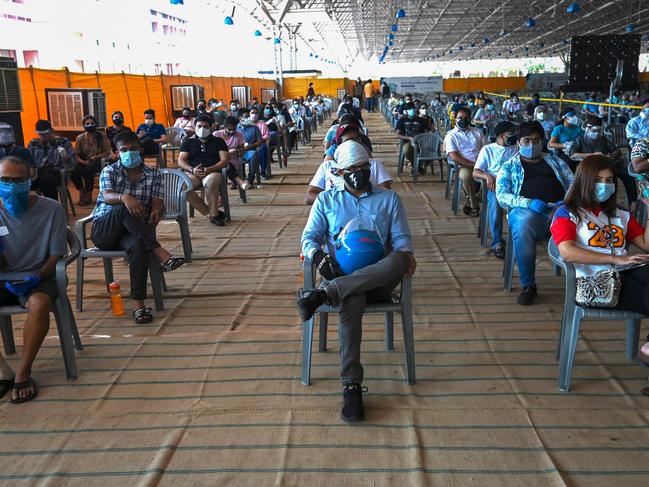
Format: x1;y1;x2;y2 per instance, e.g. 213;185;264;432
298;140;416;423
135;109;167;157
626;100;649;147
237;108;264;188
497;121;574;305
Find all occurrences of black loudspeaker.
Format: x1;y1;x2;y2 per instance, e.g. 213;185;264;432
567;35;640;92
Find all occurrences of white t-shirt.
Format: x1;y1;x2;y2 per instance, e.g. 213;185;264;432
475;143;518;177
309;159;391;190
444;127;486;163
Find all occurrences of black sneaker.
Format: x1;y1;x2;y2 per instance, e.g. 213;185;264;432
217;210;226;220
341;383;367;423
296;289;327;321
209;215;225;227
517;285;537;306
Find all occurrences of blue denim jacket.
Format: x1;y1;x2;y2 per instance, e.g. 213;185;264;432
496;152;573;210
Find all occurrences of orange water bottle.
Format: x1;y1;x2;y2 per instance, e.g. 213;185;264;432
109;280;125;316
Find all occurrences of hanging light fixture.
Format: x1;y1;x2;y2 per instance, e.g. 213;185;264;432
224;6;235;25
526;18;536;27
254;30;262;37
391;24;398;32
396;8;406;18
566;3;581;14
274;37;280;44
626;24;635;33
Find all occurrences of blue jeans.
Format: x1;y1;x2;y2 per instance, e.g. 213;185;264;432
508;207;552;288
258;143;268;175
487;190;504;249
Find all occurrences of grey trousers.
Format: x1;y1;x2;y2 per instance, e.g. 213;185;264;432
322;251;410;385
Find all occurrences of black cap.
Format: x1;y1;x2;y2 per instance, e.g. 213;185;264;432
494;121;516;136
35;119;52;134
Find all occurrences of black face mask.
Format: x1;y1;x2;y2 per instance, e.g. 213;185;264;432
505;135;517;146
113;118;123;126
456;118;470;130
84;125;97;133
343;168;371;191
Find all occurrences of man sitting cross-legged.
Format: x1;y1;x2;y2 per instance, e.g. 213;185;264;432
297;140;416;423
0;156;68;403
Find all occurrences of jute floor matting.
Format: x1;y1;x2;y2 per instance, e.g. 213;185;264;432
1;112;648;486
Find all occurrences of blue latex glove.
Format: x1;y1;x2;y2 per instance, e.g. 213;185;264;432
529;199;548;214
5;275;41;298
0;237;3;253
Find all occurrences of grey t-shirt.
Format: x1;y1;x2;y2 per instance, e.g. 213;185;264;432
0;196;67;273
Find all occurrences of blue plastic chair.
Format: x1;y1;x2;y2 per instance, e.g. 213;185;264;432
547;239;646;392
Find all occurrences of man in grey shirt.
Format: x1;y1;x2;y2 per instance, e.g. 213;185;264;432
0;156;67;404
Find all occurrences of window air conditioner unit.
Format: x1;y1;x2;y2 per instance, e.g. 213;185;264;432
45;88;107;132
0;56;25;145
170;84;205;118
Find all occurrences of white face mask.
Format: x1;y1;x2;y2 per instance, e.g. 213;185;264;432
196;127;210;138
145;119;154;126
536;112;545;121
419;109;427;115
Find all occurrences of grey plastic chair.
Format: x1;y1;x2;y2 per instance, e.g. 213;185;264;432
75;214;165;313
547;239;645;392
58;168;76;217
300;256;416;386
159;169;193;263
445;158;462;215
0;227;83;380
412;133;445;183
159;127;184;168
188;167;246;221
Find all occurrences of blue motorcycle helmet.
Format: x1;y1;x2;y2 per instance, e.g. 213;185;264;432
334;217;385;275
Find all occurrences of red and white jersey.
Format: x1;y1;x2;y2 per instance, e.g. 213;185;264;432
551;205;644;277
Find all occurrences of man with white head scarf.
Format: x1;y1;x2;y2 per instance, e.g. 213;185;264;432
298;140;416;423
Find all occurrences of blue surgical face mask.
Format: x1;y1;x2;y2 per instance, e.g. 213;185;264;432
486;104;494;110
519;142;543;159
407;109;416;117
0;179;31;218
594;182;615;203
566;115;579;126
119;150;142;169
643;108;649;116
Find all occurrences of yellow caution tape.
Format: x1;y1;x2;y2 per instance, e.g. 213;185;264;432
483;91;643;110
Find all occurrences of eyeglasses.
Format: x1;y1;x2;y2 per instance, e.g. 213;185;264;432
519;137;543;145
342;163;370;174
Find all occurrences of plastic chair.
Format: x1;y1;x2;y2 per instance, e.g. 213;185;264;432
476;179;488;246
300;256;416;386
0;228;83;380
159;169;193;263
159;127;184;168
547;239;645;392
189;167;246;221
58;168;76;217
445;158;463;215
412;133;445;183
75;214;165;313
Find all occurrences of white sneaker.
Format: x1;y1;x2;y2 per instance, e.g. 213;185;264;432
240;181;251;190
